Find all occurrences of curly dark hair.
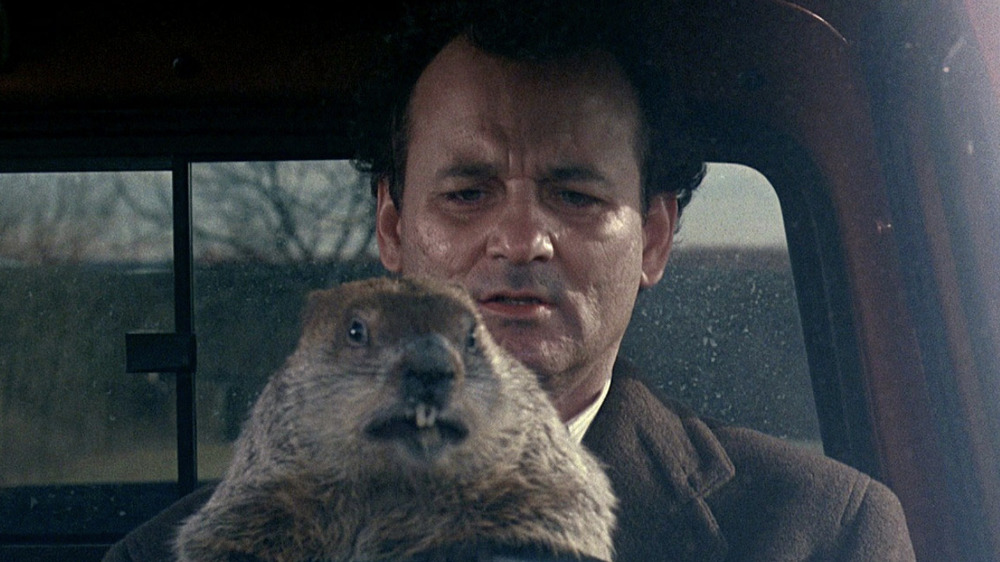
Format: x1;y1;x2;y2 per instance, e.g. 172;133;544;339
351;0;705;215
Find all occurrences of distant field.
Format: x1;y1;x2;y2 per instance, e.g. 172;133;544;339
4;442;234;486
2;252;820;486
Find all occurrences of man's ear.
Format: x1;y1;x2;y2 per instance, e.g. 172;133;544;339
640;194;678;288
375;179;403;273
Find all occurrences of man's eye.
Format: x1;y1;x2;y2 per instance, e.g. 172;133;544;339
557;190;600;208
444;189;485;203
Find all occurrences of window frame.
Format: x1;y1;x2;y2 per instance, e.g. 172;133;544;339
0;116;875;559
693;111;877;474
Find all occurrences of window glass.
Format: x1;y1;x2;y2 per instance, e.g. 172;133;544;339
190;161;382;478
0;162;819;539
0;171;176;486
189;160;821;476
622;163;822;448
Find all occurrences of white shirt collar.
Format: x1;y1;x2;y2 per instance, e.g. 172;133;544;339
565;376;612;444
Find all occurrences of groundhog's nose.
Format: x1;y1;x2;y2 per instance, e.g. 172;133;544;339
400;334;458;409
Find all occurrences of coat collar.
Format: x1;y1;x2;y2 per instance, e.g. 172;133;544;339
582;361;734;562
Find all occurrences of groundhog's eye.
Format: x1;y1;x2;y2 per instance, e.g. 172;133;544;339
347;318;369;346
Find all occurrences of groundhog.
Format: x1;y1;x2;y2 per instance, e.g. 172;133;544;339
174;276;617;562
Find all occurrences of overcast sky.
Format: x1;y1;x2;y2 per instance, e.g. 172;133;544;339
673;163;788;249
0;161;788;264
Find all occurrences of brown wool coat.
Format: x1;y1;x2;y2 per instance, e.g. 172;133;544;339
103;362;915;562
582;364;916;561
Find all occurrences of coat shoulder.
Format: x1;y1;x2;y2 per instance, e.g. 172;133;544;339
590;368;914;561
709;424;915;561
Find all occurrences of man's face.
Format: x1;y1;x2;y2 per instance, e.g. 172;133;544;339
376;38;676;419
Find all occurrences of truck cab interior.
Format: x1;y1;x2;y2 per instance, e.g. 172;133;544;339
1;0;998;560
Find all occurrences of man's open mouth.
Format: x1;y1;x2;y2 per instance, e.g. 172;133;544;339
484;295;545;305
477;287;556;308
476;291;555;320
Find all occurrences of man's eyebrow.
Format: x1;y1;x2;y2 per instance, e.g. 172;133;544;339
435;162;608;184
436;162;499;181
541;166;608;184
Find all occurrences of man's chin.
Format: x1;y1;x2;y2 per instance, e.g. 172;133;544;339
479;316;571;367
494;340;566;389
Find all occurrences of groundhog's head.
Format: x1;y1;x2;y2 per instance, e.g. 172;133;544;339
273;277;511;477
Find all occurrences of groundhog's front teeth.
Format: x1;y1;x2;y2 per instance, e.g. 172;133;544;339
414;403;438;428
363;405;469;457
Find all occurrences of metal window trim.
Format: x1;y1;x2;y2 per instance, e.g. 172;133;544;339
172;157;198;497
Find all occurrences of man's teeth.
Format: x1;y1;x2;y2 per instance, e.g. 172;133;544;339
496;296;540;304
415;404;438;428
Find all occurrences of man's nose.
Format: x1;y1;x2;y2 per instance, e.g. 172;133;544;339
486;190;554;263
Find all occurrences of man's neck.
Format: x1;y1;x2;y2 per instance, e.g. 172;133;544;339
552;354;618;422
556;382;603;422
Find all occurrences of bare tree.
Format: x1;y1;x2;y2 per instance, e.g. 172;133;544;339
0;173;127;264
0;171;175;484
1;162;376;483
116;161;376;264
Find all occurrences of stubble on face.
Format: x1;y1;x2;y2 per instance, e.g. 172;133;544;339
378;38;664;420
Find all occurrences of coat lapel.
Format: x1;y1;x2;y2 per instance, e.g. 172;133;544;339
583;366;733;562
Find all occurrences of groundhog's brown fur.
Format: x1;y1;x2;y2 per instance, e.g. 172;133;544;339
174;277;617;562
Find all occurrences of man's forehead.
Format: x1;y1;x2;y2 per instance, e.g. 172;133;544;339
406;37;643;171
410;37;640;124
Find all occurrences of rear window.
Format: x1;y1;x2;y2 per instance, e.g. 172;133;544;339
0;160;820;539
